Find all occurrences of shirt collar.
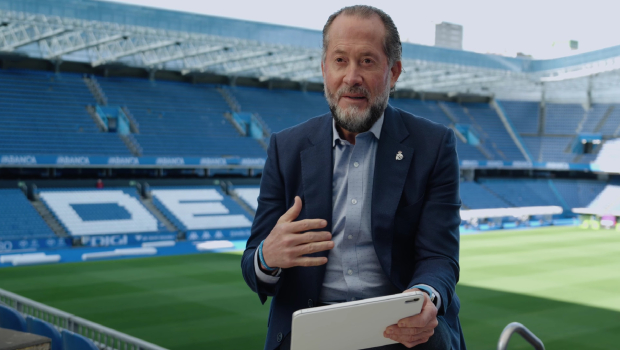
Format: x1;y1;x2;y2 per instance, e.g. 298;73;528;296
332;113;384;147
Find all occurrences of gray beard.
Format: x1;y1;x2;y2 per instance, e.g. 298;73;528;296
325;83;391;134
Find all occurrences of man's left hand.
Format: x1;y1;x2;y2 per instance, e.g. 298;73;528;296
383;289;438;348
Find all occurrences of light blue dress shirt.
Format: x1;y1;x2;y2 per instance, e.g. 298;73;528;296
319;114;396;303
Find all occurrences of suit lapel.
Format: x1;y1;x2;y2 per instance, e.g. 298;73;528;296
299;114;333;299
372;105;414;278
300;115;333;234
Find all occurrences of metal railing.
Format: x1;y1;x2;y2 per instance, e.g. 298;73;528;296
498;322;545;350
0;288;168;350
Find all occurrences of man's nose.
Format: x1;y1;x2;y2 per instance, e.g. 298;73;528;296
343;63;363;86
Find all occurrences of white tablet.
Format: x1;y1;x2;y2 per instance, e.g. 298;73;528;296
291;291;425;350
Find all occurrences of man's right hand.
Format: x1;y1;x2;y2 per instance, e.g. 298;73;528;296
261;196;333;269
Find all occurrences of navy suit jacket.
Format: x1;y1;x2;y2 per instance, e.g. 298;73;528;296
242;105;465;350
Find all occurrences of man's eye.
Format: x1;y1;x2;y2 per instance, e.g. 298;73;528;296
336;58;344;63
363;59;373;64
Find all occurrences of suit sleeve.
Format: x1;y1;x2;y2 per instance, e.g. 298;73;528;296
241;132;287;304
408;127;461;316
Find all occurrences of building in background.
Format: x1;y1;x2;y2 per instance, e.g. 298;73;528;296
435;22;463;50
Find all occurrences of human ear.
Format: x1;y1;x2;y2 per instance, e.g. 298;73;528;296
390;60;402;88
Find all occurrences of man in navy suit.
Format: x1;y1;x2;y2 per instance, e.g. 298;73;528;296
242;5;465;350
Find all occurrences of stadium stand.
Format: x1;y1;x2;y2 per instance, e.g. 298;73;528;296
0;304;27;332
552;179;608;209
539;136;575;163
599;106;620;136
478;179;566;208
0;69;132;156
521;136;574;163
439;101;522;161
26;316;62;350
227;86;328;133
462;103;525;161
499;100;540;134
459;181;511;209
95;77;265;158
545;103;584;135
579;104;610;133
150;187;253;230
38;188;166;236
0;189;56;240
233;186;260;211
2;66;614;165
389;99;487;161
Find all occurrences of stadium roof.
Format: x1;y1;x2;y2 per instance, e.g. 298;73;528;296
2;0;620;102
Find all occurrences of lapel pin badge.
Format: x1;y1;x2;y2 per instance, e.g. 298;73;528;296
396;151;403;161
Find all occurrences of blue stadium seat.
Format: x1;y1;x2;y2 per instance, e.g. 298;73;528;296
228;85;328;133
61;330;98;350
26;316;63;350
0;304;27;332
460;181;510;209
478;179;565;208
3;68;617;164
0;69;132;156
96;77;266;158
545;103;584;135
499;100;539;134
150;186;253;231
552;179;607;209
0;189;55;241
599;105;620;136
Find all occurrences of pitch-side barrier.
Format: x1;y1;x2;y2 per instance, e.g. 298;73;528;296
0;287;168;350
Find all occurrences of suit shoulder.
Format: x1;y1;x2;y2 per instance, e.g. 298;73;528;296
272;113;330;140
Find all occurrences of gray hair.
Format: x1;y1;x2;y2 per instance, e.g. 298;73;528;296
322;5;402;67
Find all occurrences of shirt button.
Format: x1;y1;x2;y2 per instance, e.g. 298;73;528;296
351;199;357;205
353;162;359;168
308;299;314;307
277;332;283;342
348;235;353;240
347;269;353;275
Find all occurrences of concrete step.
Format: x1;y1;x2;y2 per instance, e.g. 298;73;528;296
139;197;179;233
31;200;68;238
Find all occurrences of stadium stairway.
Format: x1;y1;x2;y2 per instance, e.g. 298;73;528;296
139;196;180;233
83;75;144;156
223;184;256;217
491;100;533;162
31;199;69;238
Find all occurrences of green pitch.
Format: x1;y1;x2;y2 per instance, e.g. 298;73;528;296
0;226;619;349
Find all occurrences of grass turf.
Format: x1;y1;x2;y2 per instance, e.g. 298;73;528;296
0;226;619;349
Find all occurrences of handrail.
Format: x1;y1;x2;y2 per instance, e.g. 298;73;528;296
0;287;168;350
497;322;544;350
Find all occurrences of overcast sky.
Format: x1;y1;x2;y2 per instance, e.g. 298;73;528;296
105;0;619;59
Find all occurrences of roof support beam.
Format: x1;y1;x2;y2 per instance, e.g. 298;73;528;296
91;37;177;67
181;50;274;75
223;54;316;75
0;23;65;51
141;44;227;67
40;30;124;59
258;58;320;81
